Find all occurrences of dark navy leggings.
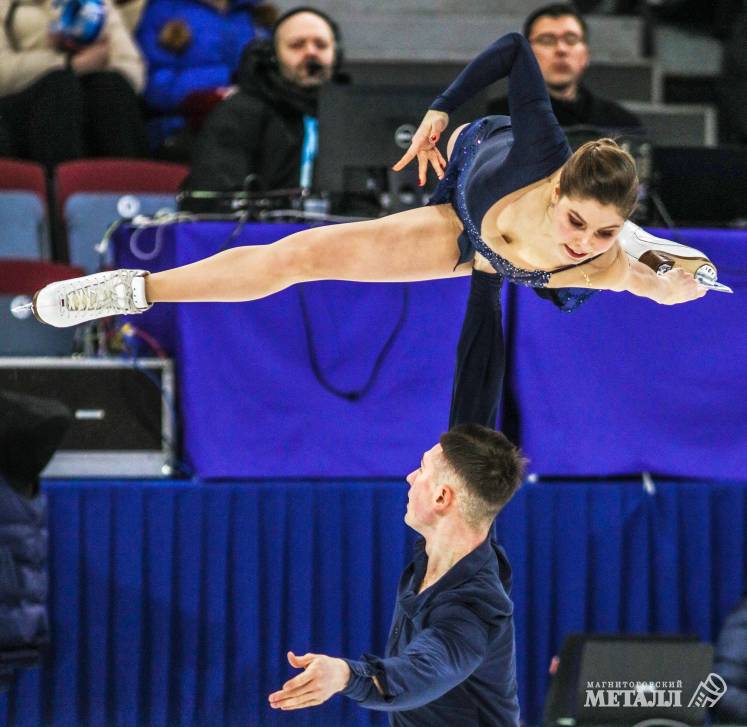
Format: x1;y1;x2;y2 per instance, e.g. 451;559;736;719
449;270;505;429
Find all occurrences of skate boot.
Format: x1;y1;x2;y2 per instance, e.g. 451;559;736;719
31;269;152;328
619;221;732;293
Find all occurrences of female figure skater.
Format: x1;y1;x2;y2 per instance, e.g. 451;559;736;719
32;33;718;339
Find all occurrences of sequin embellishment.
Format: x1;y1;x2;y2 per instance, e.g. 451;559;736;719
432;119;552;288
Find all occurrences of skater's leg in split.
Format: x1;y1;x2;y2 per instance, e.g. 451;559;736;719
146;204;469;303
33;205;472;327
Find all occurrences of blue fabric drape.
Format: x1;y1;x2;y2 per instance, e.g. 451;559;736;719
114;222;310;357
170;225;470;479
0;479;744;727
509;229;747;480
114;221;471;478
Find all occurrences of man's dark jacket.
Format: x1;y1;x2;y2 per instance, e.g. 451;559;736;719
342;535;519;726
0;477;48;692
185;40;320;192
488;84;643;132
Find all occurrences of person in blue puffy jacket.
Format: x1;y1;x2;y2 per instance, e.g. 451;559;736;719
135;0;275;156
0;390;71;693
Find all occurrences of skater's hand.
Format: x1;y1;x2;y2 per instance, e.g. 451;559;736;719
659;268;708;304
70;36;111;73
268;651;350;711
392;109;449;186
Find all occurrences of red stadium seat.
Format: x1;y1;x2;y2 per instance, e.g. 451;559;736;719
0;259;84;355
54;158;189;215
0;158;47;201
0;259;84;295
53;159;189;270
0;159;50;258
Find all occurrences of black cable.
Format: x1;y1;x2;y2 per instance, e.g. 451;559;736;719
216;174;260;253
216;209;252;254
298;283;410;402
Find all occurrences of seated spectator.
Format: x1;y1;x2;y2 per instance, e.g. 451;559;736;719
488;3;643;133
184;6;340;192
135;0;276;159
114;0;146;33
0;0;148;172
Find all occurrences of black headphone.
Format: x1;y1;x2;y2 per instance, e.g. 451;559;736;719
269;6;344;73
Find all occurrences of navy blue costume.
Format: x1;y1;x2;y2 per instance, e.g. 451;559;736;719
427;32;600;428
430;32;600;295
342;535;520;726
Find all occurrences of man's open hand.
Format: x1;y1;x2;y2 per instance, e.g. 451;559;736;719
268;651;351;711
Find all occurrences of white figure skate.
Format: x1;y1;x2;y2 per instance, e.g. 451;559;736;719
619;221;732;293
30;269;152;328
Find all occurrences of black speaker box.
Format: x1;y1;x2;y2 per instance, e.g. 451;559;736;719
0;357;175;476
543;634;716;726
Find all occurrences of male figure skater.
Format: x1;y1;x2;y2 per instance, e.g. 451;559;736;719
269;424;525;726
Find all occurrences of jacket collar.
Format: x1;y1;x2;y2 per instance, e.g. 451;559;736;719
552;83;593;116
398;534;498;617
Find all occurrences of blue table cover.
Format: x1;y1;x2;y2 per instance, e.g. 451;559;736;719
116;221;472;478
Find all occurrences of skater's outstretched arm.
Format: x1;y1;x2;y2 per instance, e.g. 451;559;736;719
394;33;566;183
546;238;708;304
576;220;729;300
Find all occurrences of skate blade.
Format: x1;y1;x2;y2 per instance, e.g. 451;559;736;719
699;279;733;293
11;301;34;315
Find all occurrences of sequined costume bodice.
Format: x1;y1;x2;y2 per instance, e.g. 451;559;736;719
429;117;557;287
427;33;599;309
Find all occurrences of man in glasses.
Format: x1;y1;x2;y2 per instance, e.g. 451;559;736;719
487;3;643;132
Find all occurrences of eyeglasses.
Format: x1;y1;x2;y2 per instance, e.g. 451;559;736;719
530;32;585;48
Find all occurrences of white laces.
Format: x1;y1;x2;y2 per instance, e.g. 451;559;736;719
65;278;130;313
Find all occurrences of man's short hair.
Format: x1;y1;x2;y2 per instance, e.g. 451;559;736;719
439;424;525;528
523;3;589;40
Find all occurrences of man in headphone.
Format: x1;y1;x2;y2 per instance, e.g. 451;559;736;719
184;6;341;194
